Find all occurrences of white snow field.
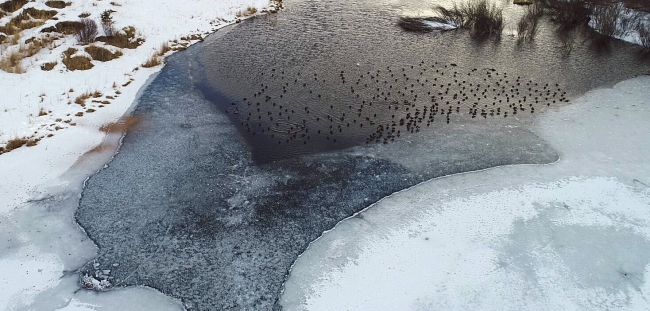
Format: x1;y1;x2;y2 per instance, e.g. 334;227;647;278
0;0;275;310
281;76;650;311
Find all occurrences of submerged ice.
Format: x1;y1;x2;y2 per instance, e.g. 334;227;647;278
280;76;650;311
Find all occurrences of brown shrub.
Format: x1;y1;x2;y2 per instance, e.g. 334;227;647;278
76;18;98;45
85;45;123;61
0;0;29;13
95;26;144;49
45;1;67;9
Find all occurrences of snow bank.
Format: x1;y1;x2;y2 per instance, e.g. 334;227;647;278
0;0;277;310
281;76;650;310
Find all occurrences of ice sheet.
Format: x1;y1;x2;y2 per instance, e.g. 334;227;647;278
280;76;650;310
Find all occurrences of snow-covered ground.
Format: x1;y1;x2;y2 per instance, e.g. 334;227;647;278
0;0;276;310
281;75;650;310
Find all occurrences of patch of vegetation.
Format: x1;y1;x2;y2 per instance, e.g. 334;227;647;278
590;3;641;40
0;35;56;73
2;137;31;153
397;17;434;32
43;21;85;35
85;45;123;61
78;12;91;18
62;48;94;71
100;10;115;36
95;26;144;49
99;116;139;134
142;42;171;68
433;0;504;37
0;8;57;35
236;7;258;18
538;0;591;30
40;61;57;71
75;18;98;45
0;50;25;73
517;3;543;42
142;53;161;68
637;22;650;51
22;7;58;20
45;1;68;9
74;91;92;106
0;0;29;13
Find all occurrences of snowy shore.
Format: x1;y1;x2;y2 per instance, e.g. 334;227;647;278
0;0;276;310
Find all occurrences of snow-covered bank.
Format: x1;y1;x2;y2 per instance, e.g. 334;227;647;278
281;75;650;310
0;0;277;310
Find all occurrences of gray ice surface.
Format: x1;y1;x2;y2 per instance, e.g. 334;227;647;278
75;35;558;311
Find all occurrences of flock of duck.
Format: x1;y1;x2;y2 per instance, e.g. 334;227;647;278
224;61;569;146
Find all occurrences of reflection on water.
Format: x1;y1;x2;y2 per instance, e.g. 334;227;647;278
197;0;649;163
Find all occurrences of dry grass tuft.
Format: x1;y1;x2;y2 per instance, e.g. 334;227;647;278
0;50;25;73
85;45;123;61
78;12;91;18
142;42;172;68
142;53;161;68
41;61;57;71
62;47;94;71
95;26;144;49
45;1;68;9
0;137;40;154
75;91;92;106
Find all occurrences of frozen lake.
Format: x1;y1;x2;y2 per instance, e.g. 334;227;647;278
75;0;650;310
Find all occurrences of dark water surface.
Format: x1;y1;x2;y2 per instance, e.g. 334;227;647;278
76;0;650;310
198;0;650;163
